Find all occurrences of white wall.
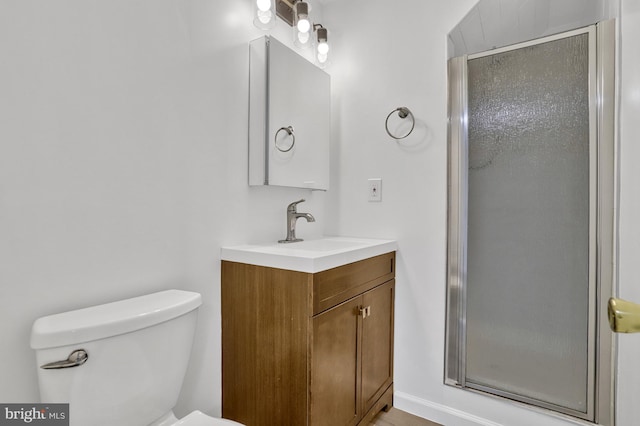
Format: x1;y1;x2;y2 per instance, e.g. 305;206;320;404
323;0;640;425
615;0;640;424
0;0;326;417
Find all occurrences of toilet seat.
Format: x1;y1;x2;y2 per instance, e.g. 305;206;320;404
175;410;244;426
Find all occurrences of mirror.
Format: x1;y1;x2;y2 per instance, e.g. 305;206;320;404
448;0;613;58
249;36;331;190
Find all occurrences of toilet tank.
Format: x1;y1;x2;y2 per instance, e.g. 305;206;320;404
30;290;202;426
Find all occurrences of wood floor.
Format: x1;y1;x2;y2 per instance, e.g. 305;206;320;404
369;408;442;426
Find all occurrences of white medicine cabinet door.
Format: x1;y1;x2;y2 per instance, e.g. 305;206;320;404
248;36;330;191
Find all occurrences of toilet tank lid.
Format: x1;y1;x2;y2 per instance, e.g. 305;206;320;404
30;290;202;349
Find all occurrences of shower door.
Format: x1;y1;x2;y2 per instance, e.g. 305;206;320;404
445;22;615;423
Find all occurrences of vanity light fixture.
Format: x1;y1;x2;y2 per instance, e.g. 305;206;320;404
314;24;329;67
293;2;312;48
254;0;332;67
253;0;276;30
294;2;311;33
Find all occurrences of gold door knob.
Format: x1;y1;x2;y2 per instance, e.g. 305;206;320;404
608;298;640;333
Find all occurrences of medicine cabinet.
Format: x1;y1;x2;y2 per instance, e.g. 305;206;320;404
248;36;330;191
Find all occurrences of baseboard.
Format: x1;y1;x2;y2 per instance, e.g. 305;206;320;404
393;391;504;426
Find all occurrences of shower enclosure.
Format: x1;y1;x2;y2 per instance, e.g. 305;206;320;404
445;22;615;424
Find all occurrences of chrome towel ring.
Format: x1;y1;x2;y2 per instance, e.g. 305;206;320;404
385;107;415;140
275;126;295;152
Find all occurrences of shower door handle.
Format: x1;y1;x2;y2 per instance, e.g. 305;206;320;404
608;298;640;333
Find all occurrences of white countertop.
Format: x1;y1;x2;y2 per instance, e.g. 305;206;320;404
221;236;397;273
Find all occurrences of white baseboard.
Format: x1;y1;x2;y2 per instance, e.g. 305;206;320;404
393;391;504;426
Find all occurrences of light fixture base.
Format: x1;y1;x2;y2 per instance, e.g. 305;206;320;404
316;26;327;42
276;0;296;26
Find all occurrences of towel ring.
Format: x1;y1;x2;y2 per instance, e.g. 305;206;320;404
275;126;295;152
385;107;415;140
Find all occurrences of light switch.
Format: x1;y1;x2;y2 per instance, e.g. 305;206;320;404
368;178;382;202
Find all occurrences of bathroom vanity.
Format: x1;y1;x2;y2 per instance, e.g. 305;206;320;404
221;237;397;426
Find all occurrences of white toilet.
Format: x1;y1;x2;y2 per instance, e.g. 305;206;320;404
30;289;243;426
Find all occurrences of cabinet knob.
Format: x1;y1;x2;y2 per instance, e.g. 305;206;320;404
359;306;371;319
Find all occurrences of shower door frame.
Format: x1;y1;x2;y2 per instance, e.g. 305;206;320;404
445;20;616;425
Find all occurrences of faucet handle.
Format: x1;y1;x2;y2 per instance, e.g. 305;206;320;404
287;199;306;212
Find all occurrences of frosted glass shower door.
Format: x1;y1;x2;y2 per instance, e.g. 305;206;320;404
464;30;595;417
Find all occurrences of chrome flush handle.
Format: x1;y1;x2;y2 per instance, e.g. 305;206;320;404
40;349;88;369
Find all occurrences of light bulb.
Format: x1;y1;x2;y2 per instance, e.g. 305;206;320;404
297;31;310;44
297;18;310;33
256;0;271;12
315;26;329;63
253;0;275;29
317;41;329;55
257;10;272;24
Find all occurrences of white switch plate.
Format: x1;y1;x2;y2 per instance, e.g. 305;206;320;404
368;178;382;202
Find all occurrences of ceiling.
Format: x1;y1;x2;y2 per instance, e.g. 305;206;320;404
448;0;613;57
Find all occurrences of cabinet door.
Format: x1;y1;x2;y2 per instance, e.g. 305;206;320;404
361;280;395;414
310;298;362;426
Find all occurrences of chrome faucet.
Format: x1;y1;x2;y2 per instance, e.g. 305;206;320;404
278;199;315;243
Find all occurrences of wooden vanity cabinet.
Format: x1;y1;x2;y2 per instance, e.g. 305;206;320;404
221;252;395;426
